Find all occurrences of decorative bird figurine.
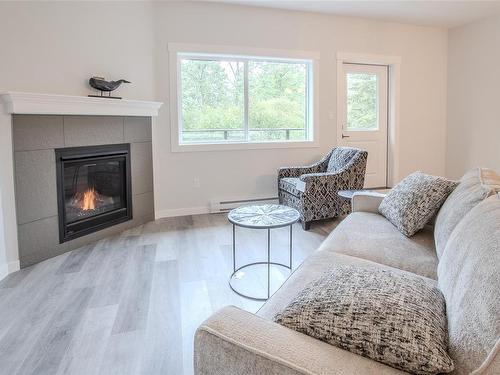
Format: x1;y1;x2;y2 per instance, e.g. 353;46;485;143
88;76;131;99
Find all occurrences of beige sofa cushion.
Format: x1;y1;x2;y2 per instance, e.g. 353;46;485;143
317;212;438;279
437;194;500;375
258;249;436;321
434;168;500;258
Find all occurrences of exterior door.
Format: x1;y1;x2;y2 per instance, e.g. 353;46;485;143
338;63;388;188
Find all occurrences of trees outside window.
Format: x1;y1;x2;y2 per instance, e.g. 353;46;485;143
179;54;311;144
346;73;378;130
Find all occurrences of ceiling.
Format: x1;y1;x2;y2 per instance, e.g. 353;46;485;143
209;1;500;28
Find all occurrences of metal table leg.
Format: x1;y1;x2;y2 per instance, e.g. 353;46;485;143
232;224;236;273
229;219;297;301
267;228;270;299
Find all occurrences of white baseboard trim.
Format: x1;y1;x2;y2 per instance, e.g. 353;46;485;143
0;260;20;281
155;206;210;219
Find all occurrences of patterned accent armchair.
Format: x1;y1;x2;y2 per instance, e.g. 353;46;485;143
278;147;368;230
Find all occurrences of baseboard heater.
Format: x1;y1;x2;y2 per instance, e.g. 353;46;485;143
210;196;278;213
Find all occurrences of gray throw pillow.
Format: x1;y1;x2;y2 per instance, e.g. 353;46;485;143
379;172;457;236
274;265;454;375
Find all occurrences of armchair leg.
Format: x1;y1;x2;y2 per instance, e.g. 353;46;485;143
301;221;311;231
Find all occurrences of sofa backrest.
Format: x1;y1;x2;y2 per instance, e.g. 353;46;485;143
437;194;500;375
434;168;500;258
326;147;363;173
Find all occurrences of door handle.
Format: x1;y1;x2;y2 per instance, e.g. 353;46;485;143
342;134;350;139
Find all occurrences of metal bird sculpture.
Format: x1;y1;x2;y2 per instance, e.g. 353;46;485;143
88;76;131;99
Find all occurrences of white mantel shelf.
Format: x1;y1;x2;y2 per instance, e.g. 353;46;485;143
0;92;163;117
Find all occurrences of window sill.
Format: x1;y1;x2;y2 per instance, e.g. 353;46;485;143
170;140;320;153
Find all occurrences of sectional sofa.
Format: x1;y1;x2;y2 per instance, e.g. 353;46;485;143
194;168;500;375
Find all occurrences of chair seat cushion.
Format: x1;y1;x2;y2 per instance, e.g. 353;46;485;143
318;212;438;279
273;265;454;375
278;177;305;196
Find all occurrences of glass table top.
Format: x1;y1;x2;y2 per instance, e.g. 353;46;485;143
228;204;300;229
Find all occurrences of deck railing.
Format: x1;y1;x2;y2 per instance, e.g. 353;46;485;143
182;128;306;141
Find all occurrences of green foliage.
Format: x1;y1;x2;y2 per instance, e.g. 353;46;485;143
249;62;305;130
346;73;378;130
180;58;307;142
249;98;304;130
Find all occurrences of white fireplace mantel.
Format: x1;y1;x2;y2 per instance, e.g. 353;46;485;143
0;91;163;117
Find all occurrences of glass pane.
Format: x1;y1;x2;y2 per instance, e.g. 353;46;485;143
64;159;125;223
248;61;307;142
346;72;378;130
180;59;244;143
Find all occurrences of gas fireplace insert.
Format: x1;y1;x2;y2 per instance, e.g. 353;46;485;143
55;144;132;243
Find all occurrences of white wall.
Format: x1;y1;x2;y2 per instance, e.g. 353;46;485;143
154;2;448;216
0;2;156;99
446;14;500;179
0;170;10;279
0;1;448;270
0;112;18;277
0;2;156;269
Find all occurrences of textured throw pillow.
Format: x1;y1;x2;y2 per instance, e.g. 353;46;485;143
379;172;457;236
274;265;454;375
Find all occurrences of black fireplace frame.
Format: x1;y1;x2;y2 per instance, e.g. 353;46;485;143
55;143;133;243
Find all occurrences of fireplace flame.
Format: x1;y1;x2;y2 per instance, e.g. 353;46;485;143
81;188;99;211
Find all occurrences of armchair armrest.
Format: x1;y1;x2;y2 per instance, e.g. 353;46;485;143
298;151;368;189
194;306;402;375
351;192;386;213
278;151;333;179
278;165;321;180
299;171;341;182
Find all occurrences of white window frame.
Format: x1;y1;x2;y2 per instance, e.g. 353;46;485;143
168;43;320;152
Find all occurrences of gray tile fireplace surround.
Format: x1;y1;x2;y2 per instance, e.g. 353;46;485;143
13;115;155;267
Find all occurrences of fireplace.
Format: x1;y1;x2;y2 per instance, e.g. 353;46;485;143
55;143;132;243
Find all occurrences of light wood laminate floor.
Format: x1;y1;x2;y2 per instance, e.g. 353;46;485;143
0;214;337;375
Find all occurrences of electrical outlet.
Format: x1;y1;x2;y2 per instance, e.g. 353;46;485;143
193;177;201;188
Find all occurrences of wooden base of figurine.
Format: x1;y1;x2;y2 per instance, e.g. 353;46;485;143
88;95;122;99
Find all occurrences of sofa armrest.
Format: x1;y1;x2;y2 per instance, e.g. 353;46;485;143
351;192;386;213
194;306;403;375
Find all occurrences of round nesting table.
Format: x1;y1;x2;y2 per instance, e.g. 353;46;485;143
228;204;300;301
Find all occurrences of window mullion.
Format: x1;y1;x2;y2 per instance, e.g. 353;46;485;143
243;61;249;142
305;64;309;141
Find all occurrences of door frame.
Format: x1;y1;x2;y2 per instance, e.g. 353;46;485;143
338;63;388;188
336;52;401;187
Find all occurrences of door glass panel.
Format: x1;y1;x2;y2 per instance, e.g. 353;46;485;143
346;72;378;131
